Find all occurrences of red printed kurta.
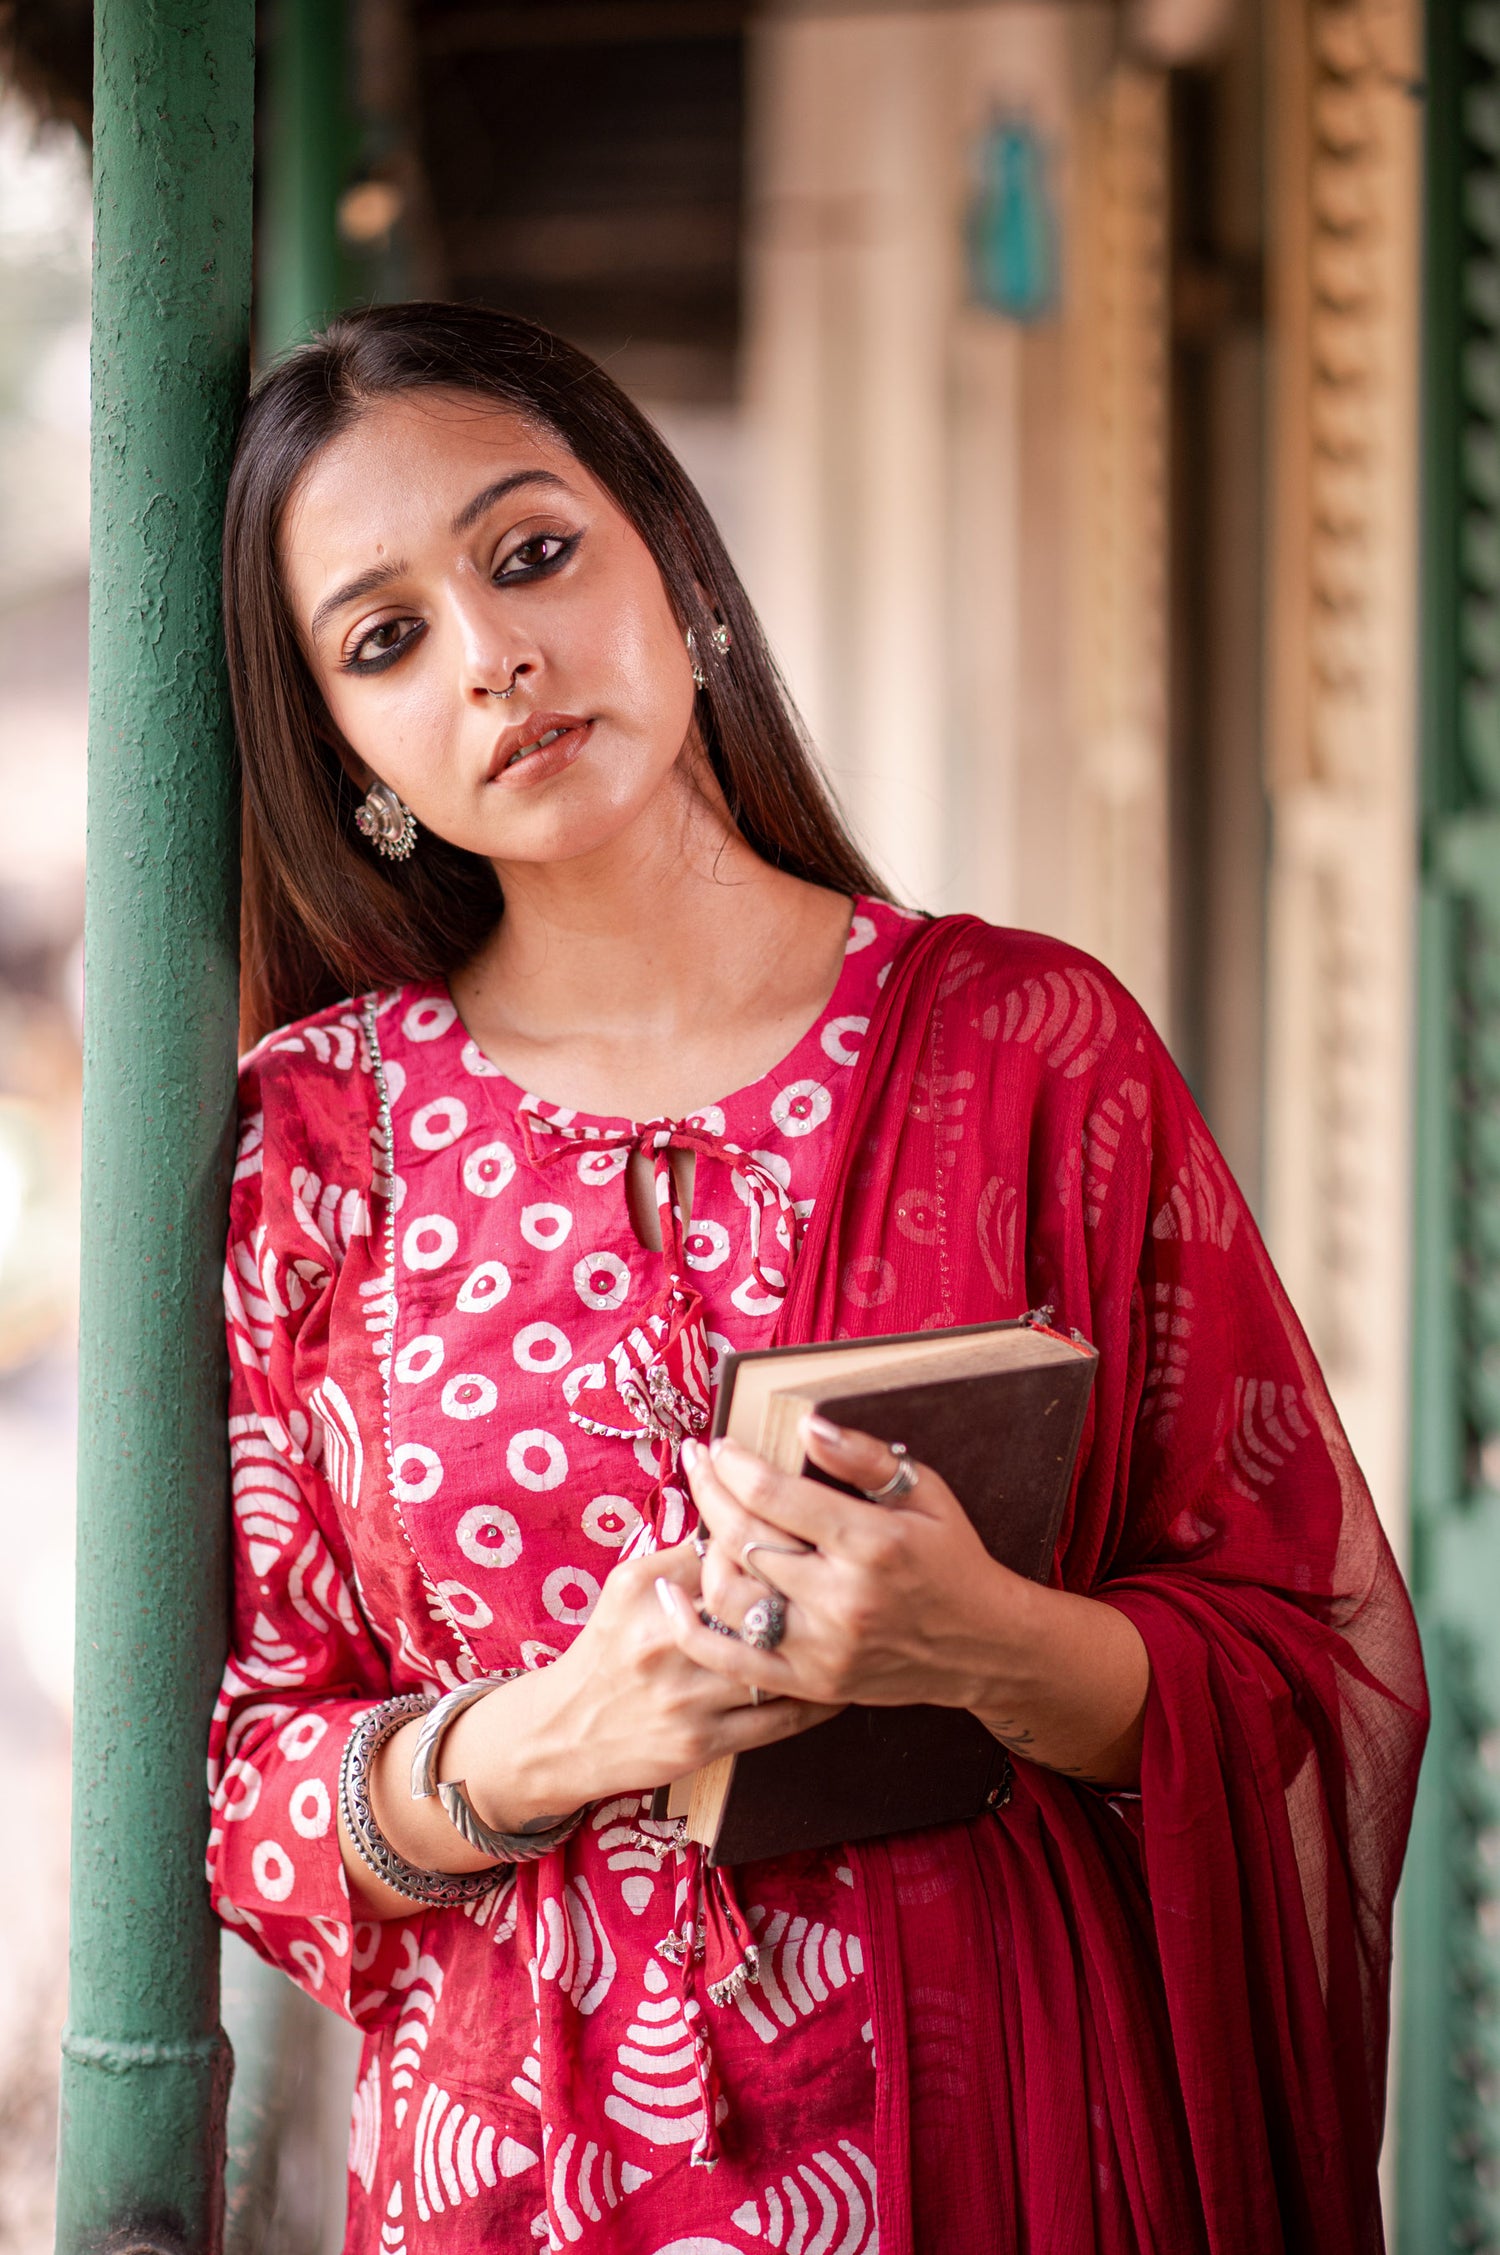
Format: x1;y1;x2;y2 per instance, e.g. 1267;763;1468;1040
210;898;915;2253
212;903;1426;2255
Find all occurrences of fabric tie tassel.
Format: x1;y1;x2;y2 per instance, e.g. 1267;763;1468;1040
657;1845;762;2165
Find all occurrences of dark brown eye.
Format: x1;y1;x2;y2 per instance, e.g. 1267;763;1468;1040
495;532;576;581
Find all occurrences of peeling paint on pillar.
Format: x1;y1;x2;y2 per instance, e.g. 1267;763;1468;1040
54;0;253;2249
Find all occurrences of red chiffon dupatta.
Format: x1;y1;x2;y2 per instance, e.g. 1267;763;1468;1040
771;915;1427;2255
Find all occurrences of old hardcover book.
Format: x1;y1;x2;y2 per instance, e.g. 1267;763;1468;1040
657;1313;1097;1866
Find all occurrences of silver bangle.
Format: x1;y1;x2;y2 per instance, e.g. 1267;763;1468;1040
339;1694;512;1907
410;1673;588;1864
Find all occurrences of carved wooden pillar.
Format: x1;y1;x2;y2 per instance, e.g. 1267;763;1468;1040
1263;0;1420;1545
1069;62;1173;1032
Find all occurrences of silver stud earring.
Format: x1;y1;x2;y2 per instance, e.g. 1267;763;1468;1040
354;779;417;861
686;621;730;690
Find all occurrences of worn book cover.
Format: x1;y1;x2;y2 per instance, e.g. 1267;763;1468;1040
654;1314;1097;1865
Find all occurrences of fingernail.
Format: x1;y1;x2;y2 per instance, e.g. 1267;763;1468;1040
708;1436;728;1460
654;1577;677;1617
681;1438;702;1472
804;1413;845;1446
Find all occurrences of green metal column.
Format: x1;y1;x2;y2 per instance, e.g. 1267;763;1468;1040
54;0;253;2245
257;0;352;360
1399;2;1500;2246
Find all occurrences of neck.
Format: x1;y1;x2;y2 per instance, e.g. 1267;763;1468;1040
454;761;852;1075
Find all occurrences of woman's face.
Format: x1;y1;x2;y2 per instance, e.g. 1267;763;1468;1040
279;389;702;869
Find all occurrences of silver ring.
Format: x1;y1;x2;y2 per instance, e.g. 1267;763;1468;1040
742;1591;787;1652
741;1538;805;1589
864;1443;918;1503
485;671;519;699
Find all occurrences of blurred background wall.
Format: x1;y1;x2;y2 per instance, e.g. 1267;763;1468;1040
0;0;1434;2246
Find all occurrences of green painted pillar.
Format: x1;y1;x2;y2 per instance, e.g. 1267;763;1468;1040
1398;0;1500;2244
54;0;253;2245
257;0;351;361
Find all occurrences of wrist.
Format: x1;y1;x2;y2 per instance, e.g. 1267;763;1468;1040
956;1563;1052;1715
443;1662;585;1833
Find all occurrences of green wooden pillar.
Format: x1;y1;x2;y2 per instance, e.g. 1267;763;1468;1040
257;0;352;360
1399;2;1500;2245
53;0;253;2245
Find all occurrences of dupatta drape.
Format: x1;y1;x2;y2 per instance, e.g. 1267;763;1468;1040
771;915;1427;2254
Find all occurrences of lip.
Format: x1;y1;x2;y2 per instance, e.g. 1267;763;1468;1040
485;712;593;790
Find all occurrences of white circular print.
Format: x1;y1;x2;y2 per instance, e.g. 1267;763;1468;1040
441;1372;498;1421
410;1097;468;1151
461;1037;502;1078
684;1104;726;1136
390;1442;443;1502
218;1758;261;1821
770;1079;831;1138
288;1940;326;1989
542;1566;602;1625
455;1504;523;1570
562;1360;607;1408
289;1778;331;1839
252;1839;294;1903
750;1147;791;1190
436;1579;493;1630
572;1251;631;1311
582;1494;643;1549
507;1428;568;1492
403;996;457;1042
845;912;876;954
277;1713;327;1762
521;1640;561;1669
683;1218;730;1272
402;1214;458;1271
462;1140;516;1200
520;1201;573;1249
513;1321;572;1374
577;1146;629;1186
457;1259;511;1313
381;1058;406;1107
393;1333;444;1385
311;1914;349;1955
821;1013;869;1066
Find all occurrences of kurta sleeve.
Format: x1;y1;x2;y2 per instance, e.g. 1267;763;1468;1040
207;1051;409;2028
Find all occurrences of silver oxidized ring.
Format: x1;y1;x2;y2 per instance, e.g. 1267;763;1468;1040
864;1441;918;1503
742;1590;787;1653
740;1538;806;1589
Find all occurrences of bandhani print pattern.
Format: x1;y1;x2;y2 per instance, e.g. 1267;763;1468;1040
209;899;916;2248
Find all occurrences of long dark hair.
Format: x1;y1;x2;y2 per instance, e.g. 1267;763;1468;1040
224;302;886;1045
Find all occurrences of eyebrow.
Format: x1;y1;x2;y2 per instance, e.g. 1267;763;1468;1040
451;468;568;534
309;562;409;645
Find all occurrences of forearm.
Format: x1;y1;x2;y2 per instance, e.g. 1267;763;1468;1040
964;1573;1150;1791
340;1676;582;1920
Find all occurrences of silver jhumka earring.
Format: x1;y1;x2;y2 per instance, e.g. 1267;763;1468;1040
685;621;731;689
355;779;418;861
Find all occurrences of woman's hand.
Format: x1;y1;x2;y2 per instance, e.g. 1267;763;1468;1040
659;1418;1150;1792
348;1535;837;1918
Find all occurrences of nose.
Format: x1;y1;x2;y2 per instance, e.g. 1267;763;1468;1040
450;578;536;706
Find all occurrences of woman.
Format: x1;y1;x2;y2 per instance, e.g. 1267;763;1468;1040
210;302;1426;2255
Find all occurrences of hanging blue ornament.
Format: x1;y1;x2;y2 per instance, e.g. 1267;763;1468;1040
966;114;1058;323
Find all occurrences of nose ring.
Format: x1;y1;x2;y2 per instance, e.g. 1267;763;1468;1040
485;670;519;699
